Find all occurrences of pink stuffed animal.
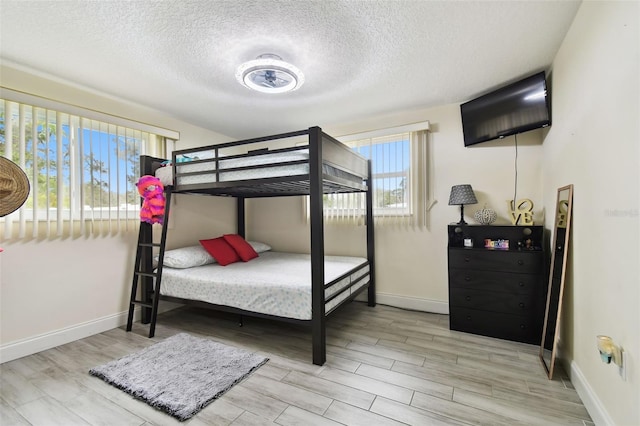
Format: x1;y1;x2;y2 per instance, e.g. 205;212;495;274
137;175;165;225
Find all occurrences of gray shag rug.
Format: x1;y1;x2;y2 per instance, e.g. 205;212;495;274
89;333;268;421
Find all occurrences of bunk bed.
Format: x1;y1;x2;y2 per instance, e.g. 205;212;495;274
133;126;375;366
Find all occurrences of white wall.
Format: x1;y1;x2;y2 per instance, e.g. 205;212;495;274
543;2;639;425
248;103;545;312
0;64;237;358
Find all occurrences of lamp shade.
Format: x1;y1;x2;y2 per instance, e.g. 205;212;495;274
448;184;478;206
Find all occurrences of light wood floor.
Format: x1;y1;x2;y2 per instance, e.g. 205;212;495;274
1;302;593;425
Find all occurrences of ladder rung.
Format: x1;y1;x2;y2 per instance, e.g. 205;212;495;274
135;271;157;278
131;300;153;308
139;243;162;247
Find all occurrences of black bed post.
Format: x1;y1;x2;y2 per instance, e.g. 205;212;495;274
308;126;326;366
366;159;376;306
237;197;245;238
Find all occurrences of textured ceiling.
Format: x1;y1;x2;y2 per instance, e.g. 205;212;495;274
0;0;581;140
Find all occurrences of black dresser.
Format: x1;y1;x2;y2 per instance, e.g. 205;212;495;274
447;225;546;344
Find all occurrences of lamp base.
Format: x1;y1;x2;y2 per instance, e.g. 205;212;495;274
457;205;467;225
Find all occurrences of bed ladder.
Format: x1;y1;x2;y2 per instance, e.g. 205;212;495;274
125;190;172;338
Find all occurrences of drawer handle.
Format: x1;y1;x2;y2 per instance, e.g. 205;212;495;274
520;324;526;329
465;296;471;301
466;316;472;321
465;276;471;282
464;257;470;262
517;260;524;266
519;282;525;287
519;302;525;308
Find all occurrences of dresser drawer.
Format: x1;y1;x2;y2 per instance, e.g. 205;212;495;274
448;249;543;274
448;268;542;294
449;287;542;315
449;307;541;344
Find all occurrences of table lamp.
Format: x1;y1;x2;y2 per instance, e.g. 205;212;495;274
448;184;478;225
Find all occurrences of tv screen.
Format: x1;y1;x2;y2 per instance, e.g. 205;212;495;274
460;71;551;147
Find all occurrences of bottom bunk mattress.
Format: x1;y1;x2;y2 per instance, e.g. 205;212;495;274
159;251;369;320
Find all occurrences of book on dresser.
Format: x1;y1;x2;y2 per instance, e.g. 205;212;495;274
447;224;547;344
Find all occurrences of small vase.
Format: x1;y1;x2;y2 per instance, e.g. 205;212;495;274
474;205;497;225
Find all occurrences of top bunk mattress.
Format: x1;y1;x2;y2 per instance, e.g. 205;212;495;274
159;251;369;320
155;149;310;187
155;148;367;196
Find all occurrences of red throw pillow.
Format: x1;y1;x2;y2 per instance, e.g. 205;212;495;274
223;234;259;262
199;237;241;266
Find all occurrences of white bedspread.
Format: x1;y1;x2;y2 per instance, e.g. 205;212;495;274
159;251;368;320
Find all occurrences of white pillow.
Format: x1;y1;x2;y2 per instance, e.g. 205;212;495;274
154;166;173;186
248;241;271;253
156;245;216;269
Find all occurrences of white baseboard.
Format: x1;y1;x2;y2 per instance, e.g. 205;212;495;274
0;304;177;364
356;291;449;314
565;359;614;426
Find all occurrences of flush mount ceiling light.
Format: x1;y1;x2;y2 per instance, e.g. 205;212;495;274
235;54;304;94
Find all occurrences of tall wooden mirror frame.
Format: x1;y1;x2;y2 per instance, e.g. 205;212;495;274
540;184;574;379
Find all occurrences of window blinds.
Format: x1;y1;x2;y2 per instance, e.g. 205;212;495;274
0;92;173;240
310;122;432;229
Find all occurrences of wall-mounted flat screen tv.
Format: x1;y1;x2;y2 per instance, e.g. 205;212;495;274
460;71;551;147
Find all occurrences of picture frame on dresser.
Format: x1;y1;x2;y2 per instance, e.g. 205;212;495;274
540;184;574;379
447;224;547;345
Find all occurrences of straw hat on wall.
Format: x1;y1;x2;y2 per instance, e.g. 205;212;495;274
0;156;30;217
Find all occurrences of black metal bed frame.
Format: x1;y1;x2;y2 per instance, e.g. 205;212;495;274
135;126;375;365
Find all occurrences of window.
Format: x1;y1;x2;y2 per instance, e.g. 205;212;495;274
0;90;177;239
314;122;432;228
